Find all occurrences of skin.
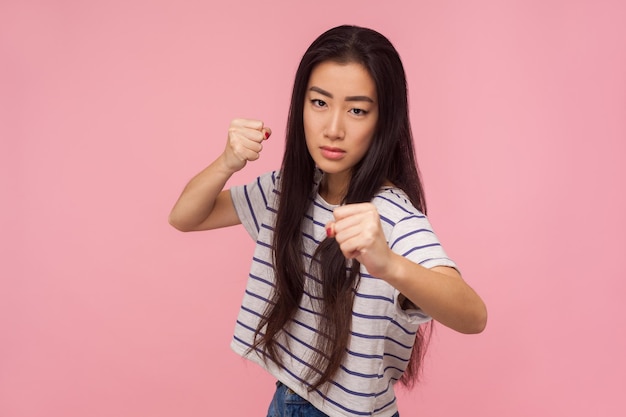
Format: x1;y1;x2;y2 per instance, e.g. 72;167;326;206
303;61;379;204
168;60;487;334
328;203;487;334
167;118;270;231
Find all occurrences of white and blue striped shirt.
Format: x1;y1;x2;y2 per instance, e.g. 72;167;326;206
230;171;455;417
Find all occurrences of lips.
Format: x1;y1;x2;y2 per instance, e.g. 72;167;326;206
320;146;346;160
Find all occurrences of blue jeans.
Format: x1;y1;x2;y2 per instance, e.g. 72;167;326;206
266;381;400;417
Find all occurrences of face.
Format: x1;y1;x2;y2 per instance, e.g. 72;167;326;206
303;60;378;187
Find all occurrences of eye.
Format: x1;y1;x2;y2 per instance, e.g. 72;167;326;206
311;99;327;108
349;108;368;116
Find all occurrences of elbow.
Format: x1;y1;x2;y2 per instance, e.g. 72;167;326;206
168;213;193;232
470;320;488;335
438;304;488;335
464;306;488;334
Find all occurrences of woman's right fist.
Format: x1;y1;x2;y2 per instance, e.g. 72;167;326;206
223;118;271;172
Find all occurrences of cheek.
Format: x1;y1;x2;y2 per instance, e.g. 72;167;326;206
303;118;315;152
303;108;320;131
356;131;376;158
357;125;376;146
303;108;315;136
303;112;312;141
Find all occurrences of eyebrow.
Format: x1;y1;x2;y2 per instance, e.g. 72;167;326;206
309;86;374;103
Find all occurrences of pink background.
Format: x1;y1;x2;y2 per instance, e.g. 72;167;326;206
2;0;625;416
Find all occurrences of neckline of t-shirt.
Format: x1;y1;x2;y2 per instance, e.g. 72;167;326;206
315;193;340;209
314;186;405;209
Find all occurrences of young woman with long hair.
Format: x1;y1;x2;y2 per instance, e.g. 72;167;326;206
169;25;487;417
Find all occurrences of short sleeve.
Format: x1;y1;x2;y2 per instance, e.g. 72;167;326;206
230;171;278;241
387;213;457;318
388;213;457;270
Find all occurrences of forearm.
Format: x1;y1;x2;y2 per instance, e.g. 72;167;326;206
384;253;487;334
168;154;236;231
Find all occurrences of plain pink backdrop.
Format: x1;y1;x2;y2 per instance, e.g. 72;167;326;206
1;0;625;416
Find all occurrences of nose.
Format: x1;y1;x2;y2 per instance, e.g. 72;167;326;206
324;109;344;140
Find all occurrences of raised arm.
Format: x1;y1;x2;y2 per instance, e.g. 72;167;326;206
168;118;271;232
327;203;487;334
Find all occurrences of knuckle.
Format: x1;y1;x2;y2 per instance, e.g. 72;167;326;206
232;143;245;155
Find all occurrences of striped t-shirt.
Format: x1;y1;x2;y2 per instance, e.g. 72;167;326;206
230;170;455;417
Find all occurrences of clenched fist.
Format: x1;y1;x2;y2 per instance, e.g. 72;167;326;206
326;203;393;278
223;118;271;172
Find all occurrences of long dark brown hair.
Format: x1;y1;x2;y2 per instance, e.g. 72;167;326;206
252;25;430;391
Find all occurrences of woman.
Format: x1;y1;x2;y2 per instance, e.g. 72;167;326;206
169;25;486;417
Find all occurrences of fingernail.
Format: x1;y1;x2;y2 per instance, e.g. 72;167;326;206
325;225;334;238
264;131;270;139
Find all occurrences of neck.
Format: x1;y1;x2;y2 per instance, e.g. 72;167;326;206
320;173;349;205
